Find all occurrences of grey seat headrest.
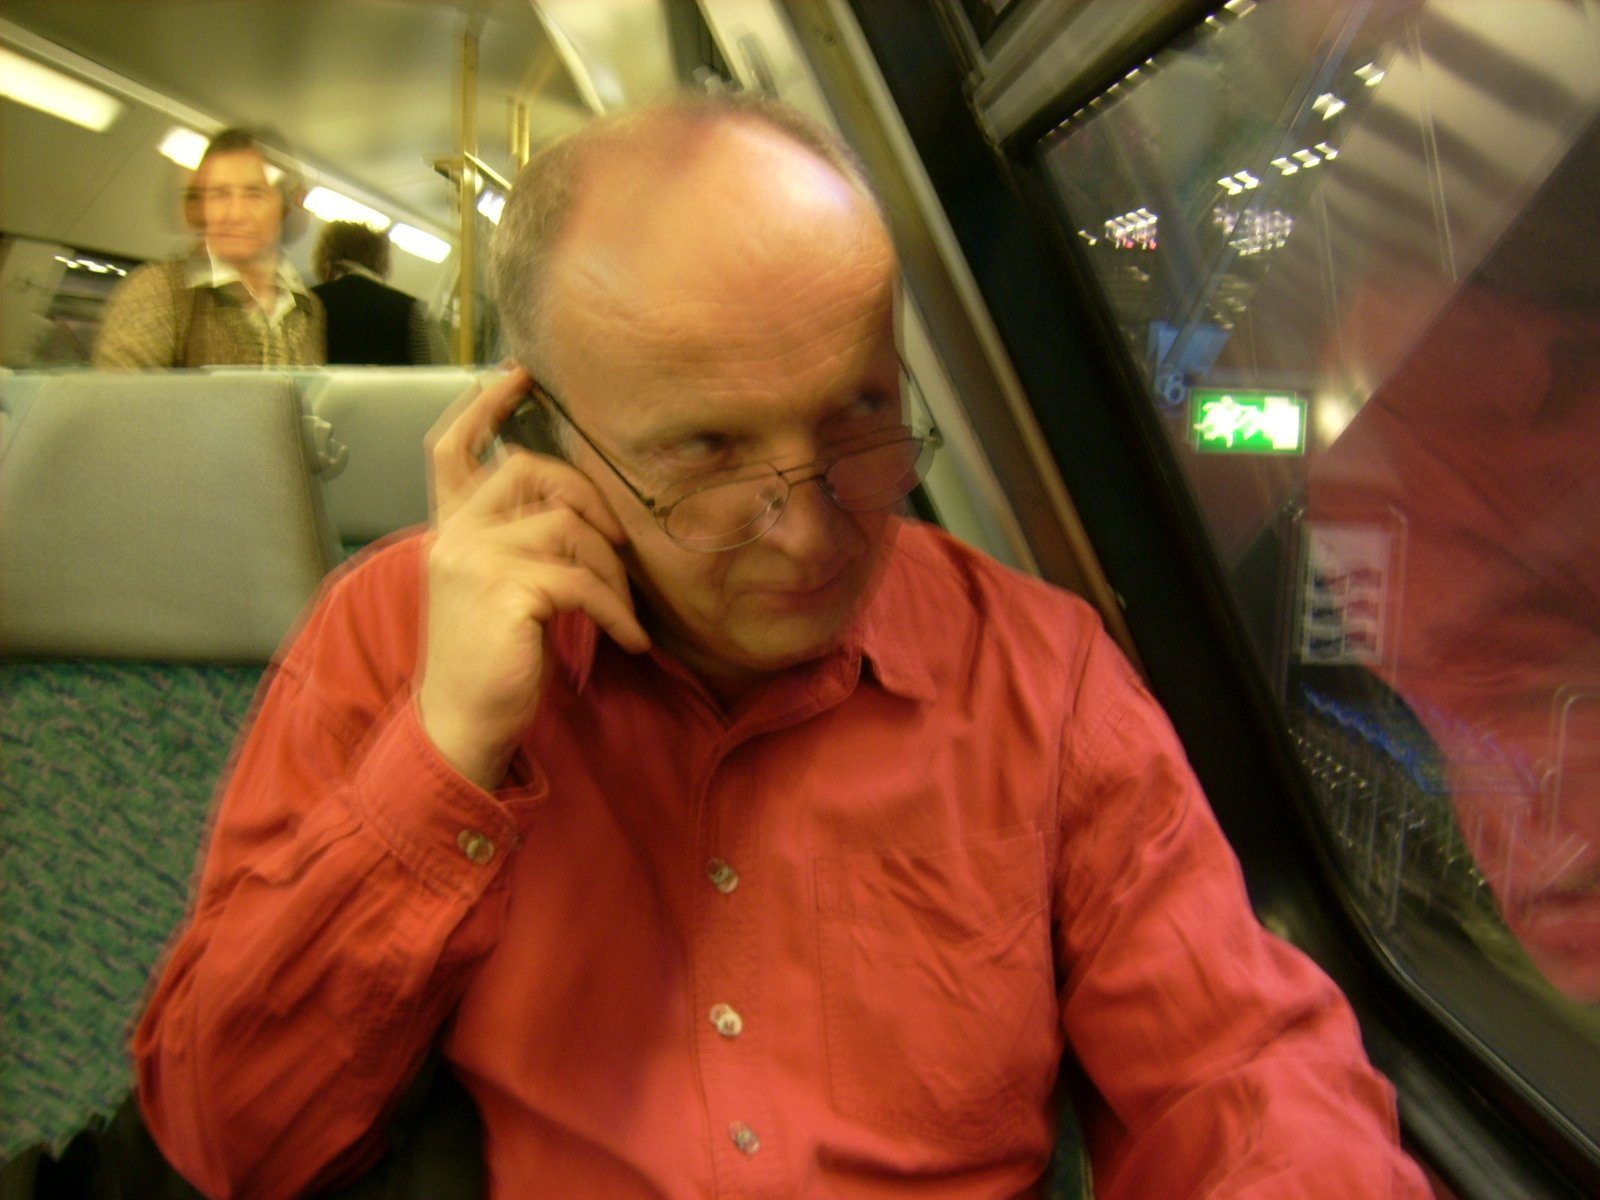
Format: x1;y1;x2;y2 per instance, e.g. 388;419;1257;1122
0;371;343;662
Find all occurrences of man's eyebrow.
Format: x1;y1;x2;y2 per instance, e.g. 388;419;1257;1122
627;415;750;453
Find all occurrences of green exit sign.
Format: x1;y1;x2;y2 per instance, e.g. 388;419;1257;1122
1191;389;1305;454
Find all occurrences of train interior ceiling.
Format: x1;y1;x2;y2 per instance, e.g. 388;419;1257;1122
0;0;688;363
3;2;1600;1199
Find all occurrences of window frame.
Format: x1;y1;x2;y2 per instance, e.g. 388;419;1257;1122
836;1;1600;1196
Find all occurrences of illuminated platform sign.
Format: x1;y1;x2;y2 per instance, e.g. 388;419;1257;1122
1191;388;1306;454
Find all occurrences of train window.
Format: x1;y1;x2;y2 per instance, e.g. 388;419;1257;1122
955;0;1031;45
1036;0;1600;1146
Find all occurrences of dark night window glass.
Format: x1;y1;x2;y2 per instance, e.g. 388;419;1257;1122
1038;0;1600;1145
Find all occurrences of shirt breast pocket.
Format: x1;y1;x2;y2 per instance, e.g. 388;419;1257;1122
813;829;1057;1149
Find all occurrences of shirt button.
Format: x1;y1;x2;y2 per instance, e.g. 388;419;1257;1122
709;1003;744;1038
728;1121;761;1155
706;858;739;893
457;829;495;865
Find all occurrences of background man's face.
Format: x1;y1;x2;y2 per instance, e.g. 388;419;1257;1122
197;149;284;269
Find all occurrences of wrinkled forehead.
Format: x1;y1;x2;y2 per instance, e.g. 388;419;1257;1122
196;149;276;190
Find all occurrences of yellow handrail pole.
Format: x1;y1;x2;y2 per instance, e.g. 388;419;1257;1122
455;21;480;364
510;98;530;174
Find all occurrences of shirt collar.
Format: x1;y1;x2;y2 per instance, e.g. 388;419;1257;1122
847;520;938;702
330;262;385;285
185;246;309;299
551;519;937;705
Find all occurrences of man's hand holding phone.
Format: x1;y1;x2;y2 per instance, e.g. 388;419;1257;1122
417;366;650;789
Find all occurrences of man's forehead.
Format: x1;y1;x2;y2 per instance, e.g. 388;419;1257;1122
537;110;895;396
572;115;876;244
567;131;882;297
198;149;272;185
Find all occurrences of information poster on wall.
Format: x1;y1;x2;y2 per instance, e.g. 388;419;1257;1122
1298;520;1402;668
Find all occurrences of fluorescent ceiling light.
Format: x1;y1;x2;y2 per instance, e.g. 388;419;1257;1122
390;223;451;263
303;186;392;231
0;45;124;132
476;190;506;225
55;253;127;278
158;126;208;169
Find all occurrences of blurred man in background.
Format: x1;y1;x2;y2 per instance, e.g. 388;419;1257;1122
93;126;323;369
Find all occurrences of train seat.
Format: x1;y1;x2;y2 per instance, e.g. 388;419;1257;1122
0;370;344;1156
308;367;480;550
0;367;62;463
0;370;342;659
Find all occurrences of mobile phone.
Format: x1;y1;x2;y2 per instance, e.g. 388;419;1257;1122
498;394;560;455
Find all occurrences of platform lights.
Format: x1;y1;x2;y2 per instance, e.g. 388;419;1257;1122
1104;208;1159;250
1312;92;1346;120
1221;138;1340;193
1213;206;1294;257
1269;143;1339;176
1217;170;1260;197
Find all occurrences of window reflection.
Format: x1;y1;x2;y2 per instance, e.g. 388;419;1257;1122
1306;122;1600;1000
1039;0;1600;1138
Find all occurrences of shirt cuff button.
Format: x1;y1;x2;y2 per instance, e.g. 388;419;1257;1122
706;858;740;893
457;829;496;865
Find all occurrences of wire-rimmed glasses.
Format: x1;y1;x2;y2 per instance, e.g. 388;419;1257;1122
505;376;942;552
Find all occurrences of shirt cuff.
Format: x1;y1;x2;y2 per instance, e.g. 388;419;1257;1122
348;697;548;896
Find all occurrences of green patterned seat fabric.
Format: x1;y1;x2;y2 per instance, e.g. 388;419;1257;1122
1;659;263;1157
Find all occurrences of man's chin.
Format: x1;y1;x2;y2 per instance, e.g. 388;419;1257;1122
736;626;850;673
206;237;261;263
652;610;856;696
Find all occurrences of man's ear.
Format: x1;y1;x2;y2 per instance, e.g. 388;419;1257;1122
280;184;309;244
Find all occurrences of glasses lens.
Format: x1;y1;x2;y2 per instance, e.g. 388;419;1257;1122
660;431;938;551
663;472;788;550
824;434;932;512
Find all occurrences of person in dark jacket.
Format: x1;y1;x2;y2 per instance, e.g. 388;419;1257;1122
311;221;447;365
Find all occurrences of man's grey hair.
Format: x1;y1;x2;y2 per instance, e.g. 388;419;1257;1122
489;91;883;385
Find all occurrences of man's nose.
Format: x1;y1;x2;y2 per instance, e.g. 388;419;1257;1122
762;472;851;559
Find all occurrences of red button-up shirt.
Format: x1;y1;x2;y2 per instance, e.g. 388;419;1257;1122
135;519;1428;1199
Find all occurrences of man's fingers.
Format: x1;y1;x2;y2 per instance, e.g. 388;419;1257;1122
463;449;632;548
428;366;535;519
487;507;649;652
433;493;649;654
424;376;651;663
526;561;652;655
